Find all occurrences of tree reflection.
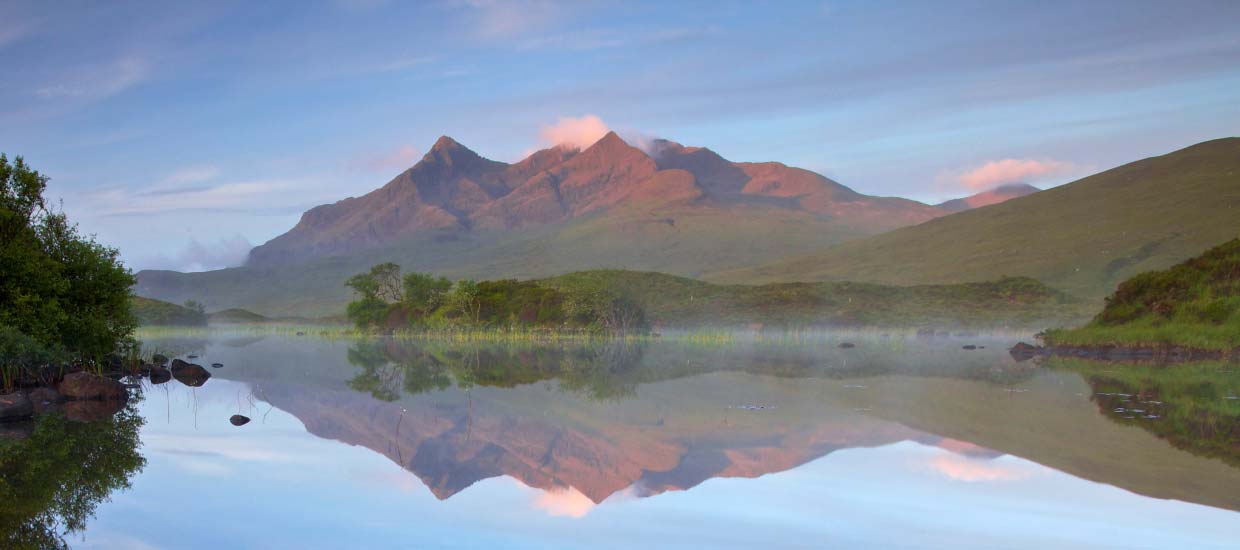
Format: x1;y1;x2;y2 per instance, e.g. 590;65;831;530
346;340;646;401
0;404;145;549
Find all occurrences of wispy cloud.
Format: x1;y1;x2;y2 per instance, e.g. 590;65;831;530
530;485;596;518
35;55;150;100
516;26;711;51
926;454;1033;483
0;18;35;49
954;158;1075;190
458;0;565;40
539;114;610;150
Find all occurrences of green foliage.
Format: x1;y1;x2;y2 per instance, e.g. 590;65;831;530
0;407;146;549
401;272;452;315
0;154;135;375
1048;238;1240;349
346;296;390;330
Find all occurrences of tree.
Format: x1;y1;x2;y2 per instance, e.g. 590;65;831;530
0;154;135;365
448;280;481;324
183;300;206;315
402;272;452;314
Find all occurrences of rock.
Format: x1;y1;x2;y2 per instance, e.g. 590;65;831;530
171;361;211;387
211;363;224;369
1009;342;1042;361
151;354;169;366
187;355;199;359
28;387;65;415
149;366;172;384
64;399;126;422
962;345;978;350
229;414;251;426
838;342;856;349
58;372;129;401
0;391;34;422
296;331;306;336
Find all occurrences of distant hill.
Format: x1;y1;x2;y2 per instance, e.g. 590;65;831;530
130;296;206;326
1046;238;1240;350
206;308;271;324
936;183;1039;212
137;133;956;316
713;138;1240;301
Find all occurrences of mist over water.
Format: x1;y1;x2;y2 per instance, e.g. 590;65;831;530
27;332;1236;548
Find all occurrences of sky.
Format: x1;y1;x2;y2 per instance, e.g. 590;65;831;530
2;0;1239;272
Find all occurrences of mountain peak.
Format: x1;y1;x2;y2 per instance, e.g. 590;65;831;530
420;135;488;168
431;135;463;151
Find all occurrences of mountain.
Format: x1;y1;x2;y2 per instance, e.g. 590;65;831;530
936;183;1039;212
137;133;952;316
711;138;1240;301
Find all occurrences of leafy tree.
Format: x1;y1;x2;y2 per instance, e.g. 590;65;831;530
346;296;389;330
0;154;135;370
402;272;452;315
182;299;206;315
448;280;482;324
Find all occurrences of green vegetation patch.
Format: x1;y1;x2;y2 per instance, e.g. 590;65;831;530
1047;238;1240;350
130;296;207;327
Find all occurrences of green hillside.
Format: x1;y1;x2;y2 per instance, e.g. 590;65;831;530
712;138;1240;302
135;202;868;317
206;308;272;324
130;296;206;327
1046;238;1240;350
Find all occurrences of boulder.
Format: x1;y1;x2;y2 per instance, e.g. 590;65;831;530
229;414;251;426
1009;342;1042;361
171;361;211;387
28;387;65;415
151;353;169;366
0;420;34;441
0;391;34;422
150;366;172;384
58;373;128;401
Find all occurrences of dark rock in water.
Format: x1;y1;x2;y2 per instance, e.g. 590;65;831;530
152;353;169;366
838;342;856;349
187;355;199;359
28;387;65;415
64;399;126;422
150;366;172;384
962;345;978;350
1009;342;1043;361
230;414;251;426
296;331;306;336
211;363;224;369
58;372;129;401
0;391;34;422
171;361;211;387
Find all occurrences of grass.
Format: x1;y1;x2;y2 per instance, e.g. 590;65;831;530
712;138;1240;302
1045;238;1240;351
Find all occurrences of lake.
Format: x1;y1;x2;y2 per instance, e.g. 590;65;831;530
5;333;1239;549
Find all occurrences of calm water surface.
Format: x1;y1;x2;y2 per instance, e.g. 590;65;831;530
10;334;1240;548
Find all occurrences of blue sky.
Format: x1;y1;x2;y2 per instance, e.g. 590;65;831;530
2;0;1238;271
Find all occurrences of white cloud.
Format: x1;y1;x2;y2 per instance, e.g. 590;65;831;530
956;158;1074;190
539;114;610;150
140;235;254;272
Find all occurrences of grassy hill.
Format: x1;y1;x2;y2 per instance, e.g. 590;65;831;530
135;203;870;317
206;308;272;324
711;138;1240;302
130;296;206;327
1045;238;1240;350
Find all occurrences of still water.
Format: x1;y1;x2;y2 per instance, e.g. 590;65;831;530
6;333;1240;548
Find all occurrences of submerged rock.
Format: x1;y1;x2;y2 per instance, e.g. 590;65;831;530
0;420;34;441
211;363;224;369
0;391;34;422
64;399;127;422
58;372;128;401
838;342;856;349
151;353;169;366
171;360;211;387
962;345;978;350
150;366;172;384
1009;342;1042;361
230;414;250;426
